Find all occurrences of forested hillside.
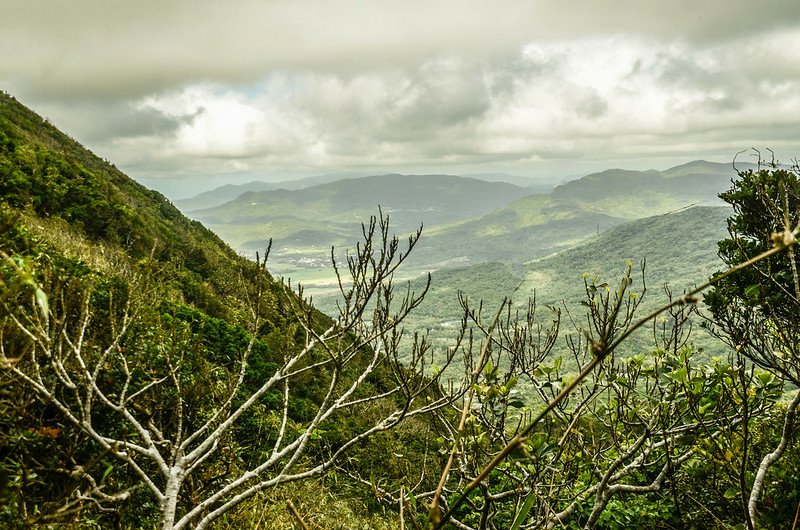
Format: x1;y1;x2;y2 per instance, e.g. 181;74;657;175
0;92;460;529
2;92;800;530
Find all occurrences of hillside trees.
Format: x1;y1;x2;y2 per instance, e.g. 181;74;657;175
0;212;466;530
2;84;800;528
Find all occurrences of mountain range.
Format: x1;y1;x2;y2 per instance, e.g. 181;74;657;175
175;158;745;288
184;173;533;255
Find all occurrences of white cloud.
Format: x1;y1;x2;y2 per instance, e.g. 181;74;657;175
106;27;800;181
3;1;799;188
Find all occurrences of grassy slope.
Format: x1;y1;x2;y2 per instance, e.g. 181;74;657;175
0;91;409;528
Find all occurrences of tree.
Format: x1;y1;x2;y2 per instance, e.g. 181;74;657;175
704;158;800;527
358;264;782;529
0;214;466;529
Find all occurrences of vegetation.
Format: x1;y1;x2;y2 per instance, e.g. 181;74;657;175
0;93;460;528
2;91;800;529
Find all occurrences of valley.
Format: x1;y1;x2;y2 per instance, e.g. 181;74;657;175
4;90;798;530
177;160;743;357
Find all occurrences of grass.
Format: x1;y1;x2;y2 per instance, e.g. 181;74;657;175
213;478;399;530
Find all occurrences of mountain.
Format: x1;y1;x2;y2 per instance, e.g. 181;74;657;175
178;172;553;213
459;171;555;190
0;91;299;523
354;206;731;355
413;161;740;268
186;173;532;253
176;180;283;211
661;159;754;178
175;172;359;211
548;164;733;217
175;157;742;300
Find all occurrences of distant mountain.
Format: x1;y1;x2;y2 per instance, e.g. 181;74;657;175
661;159;754;178
459;172;556;191
412;160;741;268
175;173;360;211
548;162;740;217
187;174;532;252
176;181;282;211
351;206;731;355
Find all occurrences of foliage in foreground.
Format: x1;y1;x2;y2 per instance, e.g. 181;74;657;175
1;91;800;528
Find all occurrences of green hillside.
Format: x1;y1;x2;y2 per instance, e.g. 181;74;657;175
414;162;738;268
413;193;625;267
0;92;435;529
519;205;731;307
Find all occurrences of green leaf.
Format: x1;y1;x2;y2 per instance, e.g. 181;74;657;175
744;284;760;300
406;487;418;511
483;360;494;376
101;462;114;483
510;488;537;530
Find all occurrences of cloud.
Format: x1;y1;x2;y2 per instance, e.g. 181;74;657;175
65;28;797;179
4;0;798;100
2;1;800;188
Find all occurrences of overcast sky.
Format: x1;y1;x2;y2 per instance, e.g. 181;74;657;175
2;1;800;197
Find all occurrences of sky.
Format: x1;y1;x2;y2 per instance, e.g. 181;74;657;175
2;0;800;198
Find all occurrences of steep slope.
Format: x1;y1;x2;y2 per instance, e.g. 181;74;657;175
0;92;261;318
